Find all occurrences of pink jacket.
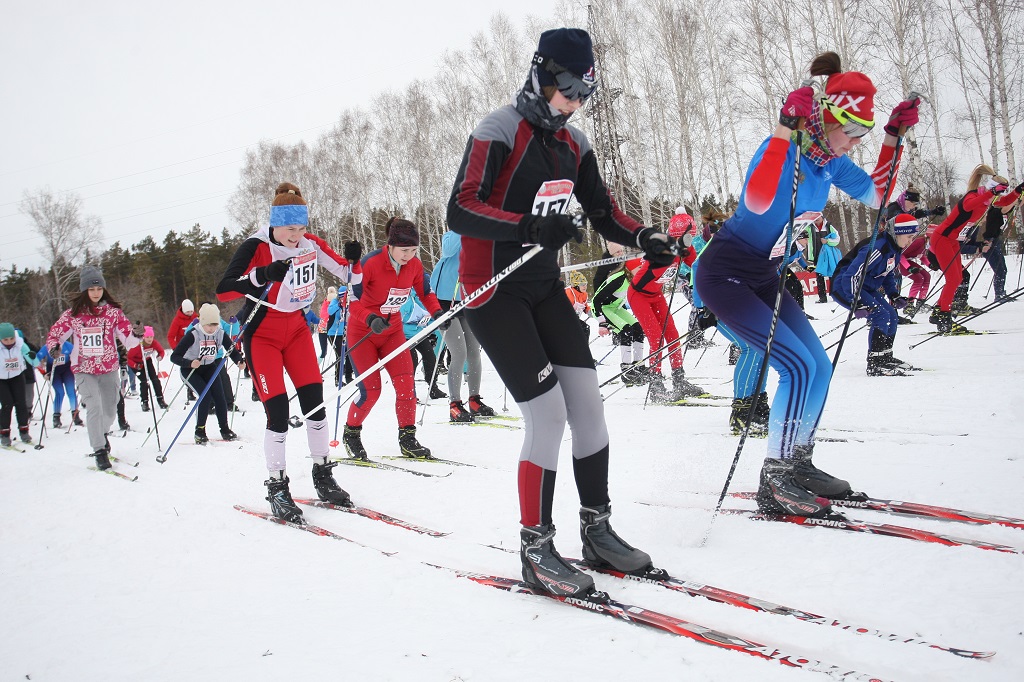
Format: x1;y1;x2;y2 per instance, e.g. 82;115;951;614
46;304;138;375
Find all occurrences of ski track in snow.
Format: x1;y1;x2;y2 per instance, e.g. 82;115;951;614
3;260;1024;681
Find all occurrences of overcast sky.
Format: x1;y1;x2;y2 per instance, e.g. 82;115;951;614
1;1;556;271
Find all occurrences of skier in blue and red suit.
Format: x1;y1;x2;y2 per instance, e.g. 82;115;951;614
695;51;920;517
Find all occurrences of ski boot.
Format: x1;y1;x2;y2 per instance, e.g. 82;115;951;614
343;424;368;460
449;400;474;423
647;372;670;403
53;413;62;429
520;524;596;598
251;387;259;402
156;397;168;410
73;409;84;426
729;395;767;437
580;504;655;575
312;460;352;507
428;384;447;400
194;426;209;445
118;417;130;432
671;367;707;400
468;394;495;417
0;433;11;448
141;400;150;413
791;444;851;498
619;363;635;386
93;439;112;471
398;426;432;459
264;475;304;524
755;458;831;517
220;427;238;441
19;429;32;444
933;310;972;335
622;362;647;387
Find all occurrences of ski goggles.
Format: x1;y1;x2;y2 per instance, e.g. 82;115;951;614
533;53;597;102
822;99;874;138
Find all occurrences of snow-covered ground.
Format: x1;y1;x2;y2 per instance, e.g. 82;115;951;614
3;258;1023;682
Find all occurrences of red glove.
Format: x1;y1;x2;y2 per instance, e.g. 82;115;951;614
779;86;815;129
884;98;920;136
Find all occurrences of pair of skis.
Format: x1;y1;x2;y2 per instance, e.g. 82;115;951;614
235;494;1001;677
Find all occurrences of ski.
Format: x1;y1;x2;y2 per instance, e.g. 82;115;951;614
293;498;449;537
383;455;476;468
779;493;1021;532
444;420;522;431
331;457;452;478
430;565;894;680
566;560;992;659
722;508;1024;556
662;400;726;408
88;466;138;482
1;443;27;453
233;505;396;555
474;414;522;422
110;455;139;467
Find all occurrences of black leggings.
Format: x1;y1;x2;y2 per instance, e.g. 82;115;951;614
0;377;28;433
465;278;610;527
408;336;438;383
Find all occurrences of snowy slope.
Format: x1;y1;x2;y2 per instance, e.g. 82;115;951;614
3;260;1023;682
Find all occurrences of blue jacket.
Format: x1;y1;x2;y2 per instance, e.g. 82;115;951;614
326;287;348;336
831;234;902;304
400;292;431;340
429;231;462;302
36;341;74;373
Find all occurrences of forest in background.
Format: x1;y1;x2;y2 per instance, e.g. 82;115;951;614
3;0;1021;343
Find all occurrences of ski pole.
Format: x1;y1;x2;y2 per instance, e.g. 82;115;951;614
33;372;53;450
287;328;373;405
143;368;162;450
299;243;548;422
598;327;700;388
140;367;198;448
595;345;617;366
559;251;642;273
829;108;911;370
703;115;809;546
156;283;272;462
690;326;720;369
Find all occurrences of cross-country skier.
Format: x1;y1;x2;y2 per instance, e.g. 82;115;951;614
447;27;667;598
0;322;37;446
695;51;920;517
592;267;646;386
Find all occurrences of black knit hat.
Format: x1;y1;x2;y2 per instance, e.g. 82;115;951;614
535;28;595;88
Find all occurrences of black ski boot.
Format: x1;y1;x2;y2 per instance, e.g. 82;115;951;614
468;394;496;417
671;367;707;400
729;395;767;437
755;458;831;517
264;475;304;524
93;439;112;471
19;429;32;444
53;413;62;429
220;427;238;441
866;328;906;376
194;426;209;445
157;396;168;410
398;426;432;459
312;460;352;507
791;444;851;498
141;400;150;413
647;372;670;403
520;523;596;598
449;400;474;423
343;424;368;460
622;362;646;387
933;310;972;335
428;384;448;400
754;391;770;429
579;504;655;575
118;417;130;432
0;433;11;448
73;409;84;426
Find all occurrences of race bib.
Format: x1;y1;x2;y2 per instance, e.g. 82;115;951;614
81;326;104;357
198;339;218;359
55;355;66;366
289;250;318;304
770;211;821;259
532;179;574;218
656;264;678;285
883;256;896;275
4;358;20;373
380;287;411;315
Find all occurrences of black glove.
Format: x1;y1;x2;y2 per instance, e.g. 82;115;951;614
432;309;450;331
516;213;582;250
254;259;291;284
366;314;390;335
343;240;363;263
696;307;718;330
931;205;947;217
637;227;675;267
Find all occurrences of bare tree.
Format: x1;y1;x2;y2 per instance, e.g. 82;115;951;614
19;188;104;300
